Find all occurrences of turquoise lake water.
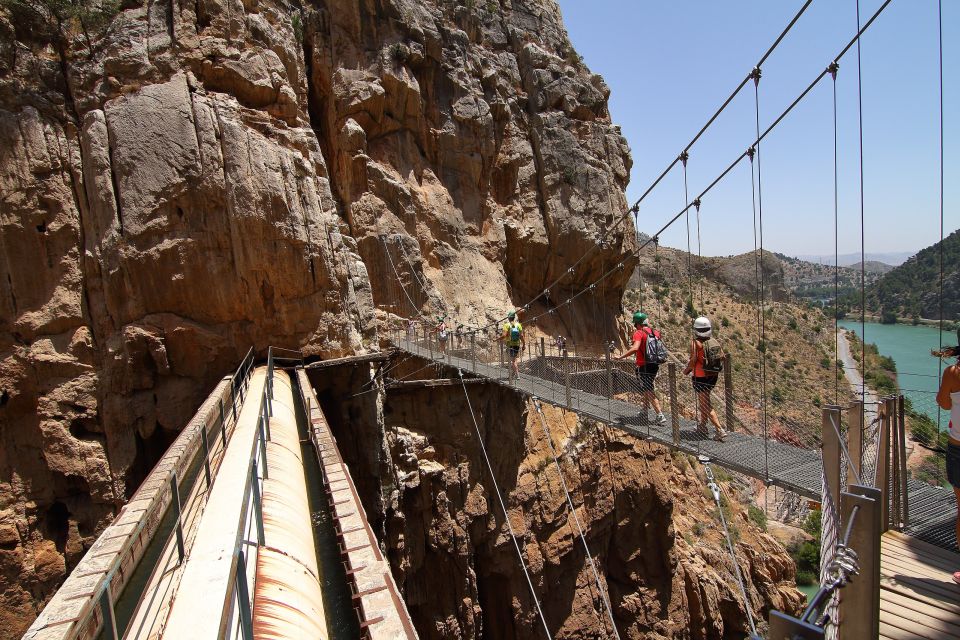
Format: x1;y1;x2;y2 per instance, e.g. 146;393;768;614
837;320;957;430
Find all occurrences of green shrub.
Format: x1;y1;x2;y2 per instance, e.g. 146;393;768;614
748;504;768;531
796;570;817;586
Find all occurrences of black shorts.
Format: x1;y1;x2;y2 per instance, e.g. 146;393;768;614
692;375;718;393
508;346;520;359
947;443;960;489
635;363;659;392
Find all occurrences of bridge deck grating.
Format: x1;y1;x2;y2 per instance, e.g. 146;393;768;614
393;339;957;550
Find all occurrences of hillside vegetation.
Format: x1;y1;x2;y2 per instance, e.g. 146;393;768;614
625;245;853;445
860;229;960;321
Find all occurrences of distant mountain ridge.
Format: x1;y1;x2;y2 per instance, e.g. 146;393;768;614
791;251;915;267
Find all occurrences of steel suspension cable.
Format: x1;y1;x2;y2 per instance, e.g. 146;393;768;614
682;152;693;310
937;0;945;430
382;235;424;320
856;0;866;423
831;63;840;407
532;399;620;639
752;71;771;483
694;199;704;308
458;370;553;639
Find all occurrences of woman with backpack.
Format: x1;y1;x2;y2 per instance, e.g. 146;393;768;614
683;316;727;442
434;315;449;355
618;311;667;426
934;342;960;582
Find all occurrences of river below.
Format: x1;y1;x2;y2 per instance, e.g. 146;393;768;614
838;320;956;430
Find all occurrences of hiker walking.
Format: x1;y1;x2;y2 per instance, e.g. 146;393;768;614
934;344;960;579
499;310;524;382
617;312;667;426
683;316;727;442
434;315;449;355
456;323;464;349
555;334;566;354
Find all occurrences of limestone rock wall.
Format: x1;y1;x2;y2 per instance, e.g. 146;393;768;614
0;0;634;634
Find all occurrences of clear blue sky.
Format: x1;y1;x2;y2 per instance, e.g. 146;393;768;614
557;0;958;259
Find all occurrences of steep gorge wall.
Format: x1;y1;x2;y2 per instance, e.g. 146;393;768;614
0;0;634;633
310;360;804;639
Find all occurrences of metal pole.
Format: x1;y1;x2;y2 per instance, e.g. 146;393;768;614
99;578;119;640
822;405;842;518
890;398;901;531
848;399;863;480
564;349;572;409
250;459;265;545
471;332;477;373
897;395;909;528
724;353;734;432
839;485;881;640
261;398;271;441
258;417;269;480
876;398;891;532
169;473;185;563
219;399;228;447
200;423;212;489
668;363;679;446
540;336;545;358
605;350;612;421
235;549;255;640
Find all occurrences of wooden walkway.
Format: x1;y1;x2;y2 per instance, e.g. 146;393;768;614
880;530;960;639
391;337;958;550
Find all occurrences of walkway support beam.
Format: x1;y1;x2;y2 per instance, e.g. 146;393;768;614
838;485;881;640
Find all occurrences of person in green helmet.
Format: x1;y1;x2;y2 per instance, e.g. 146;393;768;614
618;311;667;426
499;310;524;382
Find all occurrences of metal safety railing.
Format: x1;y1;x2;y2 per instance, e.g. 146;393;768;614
218;347;279;640
24;348;255;640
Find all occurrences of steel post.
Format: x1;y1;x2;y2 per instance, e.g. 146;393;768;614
540;336;545;358
876;398;891;532
218;399;228;447
200;423;212;489
235;550;255;640
768;612;824;640
564;349;572;409
99;577;119;640
668;363;679;446
605;350;612;420
250;459;265;545
897;395;908;528
471;333;477;373
169;473;185;563
848;400;863;481
258;417;269;480
724;353;734;431
838;485;881;640
822;405;842;519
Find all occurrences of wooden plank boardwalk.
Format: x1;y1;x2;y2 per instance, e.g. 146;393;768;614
880;530;960;639
391;338;958;550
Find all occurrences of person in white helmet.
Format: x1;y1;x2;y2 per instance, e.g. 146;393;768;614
683;316;727;442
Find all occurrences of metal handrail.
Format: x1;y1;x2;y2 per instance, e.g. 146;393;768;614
45;348;256;640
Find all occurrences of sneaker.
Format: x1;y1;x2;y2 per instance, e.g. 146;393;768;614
714;429;727;443
655;414;667;426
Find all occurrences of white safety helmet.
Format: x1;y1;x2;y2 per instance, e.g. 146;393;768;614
693;316;712;340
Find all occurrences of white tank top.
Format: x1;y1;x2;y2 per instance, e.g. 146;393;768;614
950;390;960;441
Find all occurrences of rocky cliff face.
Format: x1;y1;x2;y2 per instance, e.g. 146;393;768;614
310;361;804;639
0;0;634;633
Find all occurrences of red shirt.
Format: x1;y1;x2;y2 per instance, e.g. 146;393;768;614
633;327;653;366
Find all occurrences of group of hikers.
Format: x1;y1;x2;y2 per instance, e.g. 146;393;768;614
420;307;729;441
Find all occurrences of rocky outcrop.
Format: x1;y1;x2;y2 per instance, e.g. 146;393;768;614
1;0;635;634
310;361;803;639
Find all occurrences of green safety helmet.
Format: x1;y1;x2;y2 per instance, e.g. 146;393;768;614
632;311;647;326
507;310;516;319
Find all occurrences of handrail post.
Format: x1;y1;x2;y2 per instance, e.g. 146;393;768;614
668;363;679;446
250;459;265;545
261;396;271;441
564;349;572;409
235;549;255;640
200;423;212;488
258;417;269;479
169;473;185;563
471;332;477;373
848;399;863;481
839;485;881;640
890;397;901;531
724;353;734;432
540;336;545;358
876;397;891;532
605;350;612;420
218;398;228;447
99;576;119;640
897;395;909;528
822;405;842;520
